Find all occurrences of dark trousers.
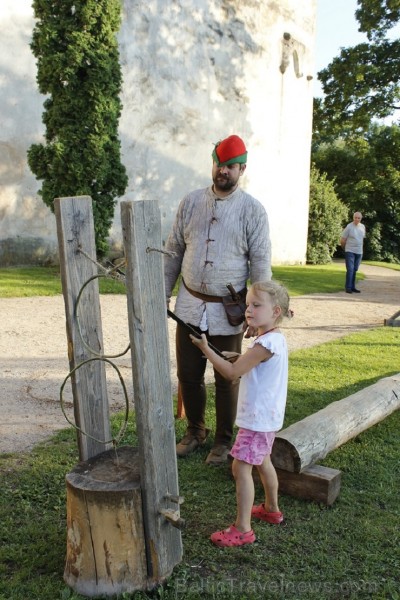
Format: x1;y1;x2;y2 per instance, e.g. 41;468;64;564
345;252;362;291
176;323;243;446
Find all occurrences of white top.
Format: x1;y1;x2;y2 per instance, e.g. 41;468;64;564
235;331;288;432
341;222;366;253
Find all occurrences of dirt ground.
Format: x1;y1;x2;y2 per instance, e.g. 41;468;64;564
1;263;399;454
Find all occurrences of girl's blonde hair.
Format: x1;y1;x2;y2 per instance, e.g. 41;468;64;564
250;281;291;325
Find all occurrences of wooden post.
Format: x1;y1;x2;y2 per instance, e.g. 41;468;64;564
272;374;400;472
121;200;182;585
54;196;111;461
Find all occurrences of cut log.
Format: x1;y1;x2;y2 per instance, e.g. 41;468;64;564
384;309;400;327
272;374;400;472
65;446;154;597
275;465;341;506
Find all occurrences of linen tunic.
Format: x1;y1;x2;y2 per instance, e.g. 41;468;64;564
164;185;271;336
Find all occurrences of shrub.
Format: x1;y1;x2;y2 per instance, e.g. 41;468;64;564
307;165;348;264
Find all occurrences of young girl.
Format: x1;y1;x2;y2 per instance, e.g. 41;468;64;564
190;281;290;547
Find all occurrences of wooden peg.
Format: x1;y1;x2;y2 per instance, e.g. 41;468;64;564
159;508;186;530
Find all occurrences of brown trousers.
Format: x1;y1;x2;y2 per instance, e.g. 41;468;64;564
176;323;243;446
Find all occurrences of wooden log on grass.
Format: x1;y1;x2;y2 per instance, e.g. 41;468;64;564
272;374;400;473
384;309;400;327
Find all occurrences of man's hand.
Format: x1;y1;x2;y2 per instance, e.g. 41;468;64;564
243;323;258;338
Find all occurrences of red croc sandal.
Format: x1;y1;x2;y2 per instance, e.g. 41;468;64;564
210;525;256;547
251;504;284;524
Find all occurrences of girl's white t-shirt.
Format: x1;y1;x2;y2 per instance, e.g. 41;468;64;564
235;332;288;432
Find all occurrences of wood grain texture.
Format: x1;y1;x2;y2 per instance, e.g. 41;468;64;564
272;374;400;472
276;465;341;506
121;200;182;582
54;196;111;460
64;447;149;597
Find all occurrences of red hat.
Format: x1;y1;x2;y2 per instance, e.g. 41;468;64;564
212;135;247;166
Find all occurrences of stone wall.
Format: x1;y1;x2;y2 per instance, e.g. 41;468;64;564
0;0;316;266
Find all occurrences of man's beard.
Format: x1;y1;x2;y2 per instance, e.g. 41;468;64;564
213;174;238;192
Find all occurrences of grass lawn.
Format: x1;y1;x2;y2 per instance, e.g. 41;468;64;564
363;261;400;271
0;266;126;297
0;262;361;298
4;260;400;300
0;264;399;599
0;328;399;600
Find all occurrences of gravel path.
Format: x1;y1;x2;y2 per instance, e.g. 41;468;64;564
1;264;399;454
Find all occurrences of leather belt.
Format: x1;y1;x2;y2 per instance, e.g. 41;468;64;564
182;279;223;303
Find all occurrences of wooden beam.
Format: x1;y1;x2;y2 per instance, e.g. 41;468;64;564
276;465;341;506
272;374;400;472
121;200;182;584
54;196;111;461
247;463;341;506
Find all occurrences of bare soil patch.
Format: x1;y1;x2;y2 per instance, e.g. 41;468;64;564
1;264;399;454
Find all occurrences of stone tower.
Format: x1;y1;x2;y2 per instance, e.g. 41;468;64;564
0;0;316;265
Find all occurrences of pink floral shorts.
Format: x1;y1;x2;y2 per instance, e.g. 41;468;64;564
230;428;276;465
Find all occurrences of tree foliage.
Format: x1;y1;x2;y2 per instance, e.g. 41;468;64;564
313;125;400;262
314;0;400;136
28;0;128;255
355;0;400;41
307;165;348;264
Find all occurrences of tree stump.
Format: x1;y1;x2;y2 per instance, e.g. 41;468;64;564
64;446;153;597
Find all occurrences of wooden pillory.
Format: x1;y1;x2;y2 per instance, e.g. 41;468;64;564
54;196;182;597
54;196;400;595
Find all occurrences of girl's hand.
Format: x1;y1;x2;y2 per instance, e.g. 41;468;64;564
189;333;208;351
